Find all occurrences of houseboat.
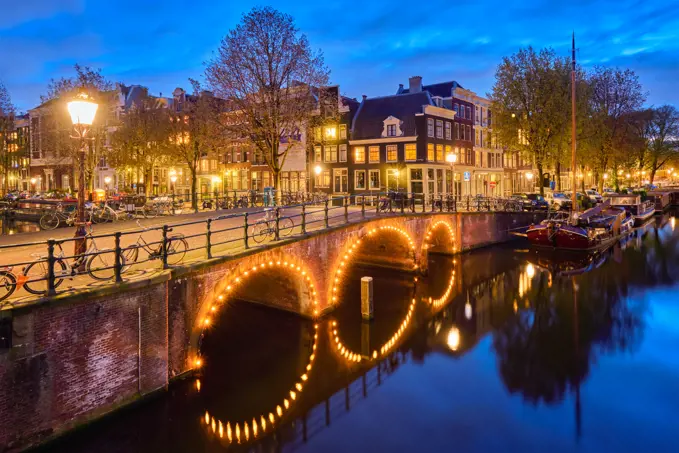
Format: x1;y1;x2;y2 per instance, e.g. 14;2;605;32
647;190;671;213
602;193;655;226
526;201;633;252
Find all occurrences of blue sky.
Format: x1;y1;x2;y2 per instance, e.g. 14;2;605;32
1;0;678;111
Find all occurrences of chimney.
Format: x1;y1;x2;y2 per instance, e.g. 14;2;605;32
362;95;367;101
409;76;422;93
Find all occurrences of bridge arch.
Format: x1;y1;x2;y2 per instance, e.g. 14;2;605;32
189;255;320;369
200;324;319;445
422;219;456;255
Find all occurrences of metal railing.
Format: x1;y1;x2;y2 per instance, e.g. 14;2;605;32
0;193;526;305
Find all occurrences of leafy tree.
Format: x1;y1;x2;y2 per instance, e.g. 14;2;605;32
0;81;16;195
645;105;679;184
490;47;571;195
205;6;330;200
109;89;171;196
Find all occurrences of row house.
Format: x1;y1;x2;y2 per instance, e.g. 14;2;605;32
1;114;30;192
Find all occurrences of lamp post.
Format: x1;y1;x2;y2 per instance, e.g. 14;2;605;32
314;165;322;193
525;172;534;192
446;152;458;199
67;91;98;262
170;175;177;198
104;176;111;197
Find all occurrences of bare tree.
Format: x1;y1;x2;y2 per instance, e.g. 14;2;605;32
109;89;171;196
646;105;679;184
205;6;329;200
0;81;16;195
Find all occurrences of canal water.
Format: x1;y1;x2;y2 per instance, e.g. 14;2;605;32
0;218;41;236
35;214;679;453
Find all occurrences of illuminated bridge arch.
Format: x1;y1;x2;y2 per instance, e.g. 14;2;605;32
422;219;456;255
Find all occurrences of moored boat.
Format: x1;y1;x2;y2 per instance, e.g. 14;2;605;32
647;190;671;213
526;201;633;251
602;193;655;226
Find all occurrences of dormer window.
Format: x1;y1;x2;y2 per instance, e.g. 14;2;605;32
382;116;403;138
387;124;397;137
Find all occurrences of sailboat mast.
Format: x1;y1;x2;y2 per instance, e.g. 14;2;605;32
571;33;578;215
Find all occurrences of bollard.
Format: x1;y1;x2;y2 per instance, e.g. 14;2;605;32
301;204;307;234
206;218;213;259
361;276;374;320
243;213;249;249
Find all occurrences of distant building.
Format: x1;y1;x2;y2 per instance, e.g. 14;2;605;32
1;114;30;192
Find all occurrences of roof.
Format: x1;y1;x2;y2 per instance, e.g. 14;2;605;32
351;91;432;140
398;81;464;97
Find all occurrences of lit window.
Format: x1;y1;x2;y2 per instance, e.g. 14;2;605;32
386;145;397;162
324;145;337;162
427;143;434;161
339;124;347;140
355;170;366;189
314;127;322;141
369;146;380;163
405;143;417;161
436;144;444;162
369;170;380;189
324;126;337;139
314;146;322;162
355;147;365;163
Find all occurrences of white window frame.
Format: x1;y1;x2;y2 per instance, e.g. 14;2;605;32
427;118;434;137
355;169;366;190
368;169;380;190
386;144;398;162
445;121;451;140
436;120;443;139
339;124;347;140
369;145;380;163
339;144;347;162
333;168;348;193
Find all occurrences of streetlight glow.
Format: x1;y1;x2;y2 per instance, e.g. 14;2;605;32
525;172;534;181
446;152;458;164
314;165;322;176
67;92;98;127
170;175;178;184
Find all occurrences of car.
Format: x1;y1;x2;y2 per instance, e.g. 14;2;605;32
586;189;603;203
545;192;573;211
526;193;550;210
511;193;545;211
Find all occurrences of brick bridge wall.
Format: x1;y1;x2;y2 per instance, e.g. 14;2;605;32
0;211;540;451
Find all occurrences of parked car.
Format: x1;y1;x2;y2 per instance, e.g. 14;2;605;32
545;192;573;211
511;193;544;211
526;193;550;211
586;189;603;204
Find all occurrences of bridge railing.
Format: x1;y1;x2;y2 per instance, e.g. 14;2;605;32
0;193;524;305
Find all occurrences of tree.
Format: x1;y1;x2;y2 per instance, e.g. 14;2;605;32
646;105;679;184
490;47;571;195
167;80;223;211
0;81;15;195
584;67;645;191
39;64;114;193
205;6;330;200
110;89;171;196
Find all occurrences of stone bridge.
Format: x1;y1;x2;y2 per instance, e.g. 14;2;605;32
0;210;540;451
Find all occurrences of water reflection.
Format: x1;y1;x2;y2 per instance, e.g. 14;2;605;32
36;212;678;453
0;218;41;235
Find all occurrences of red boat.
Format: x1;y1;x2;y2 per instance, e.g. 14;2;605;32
526;201;633;252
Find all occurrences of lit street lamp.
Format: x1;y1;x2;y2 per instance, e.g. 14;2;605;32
104;176;111;197
446;152;458;199
67;91;98;264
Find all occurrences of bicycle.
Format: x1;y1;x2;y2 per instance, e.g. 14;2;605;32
0;267;27;304
122;220;189;267
22;224;124;295
250;208;294;243
39;203;95;230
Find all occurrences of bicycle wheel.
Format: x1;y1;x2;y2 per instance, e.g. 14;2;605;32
143;205;159;219
251;221;271;243
0;271;17;303
122;244;140;267
23;259;67;295
91;207;107;224
279;217;294;237
166;237;188;265
99;207;117;223
87;249;122;280
40;212;60;230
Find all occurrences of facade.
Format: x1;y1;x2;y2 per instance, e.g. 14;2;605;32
1;114;30;192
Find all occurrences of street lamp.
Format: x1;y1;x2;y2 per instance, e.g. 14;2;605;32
170;175;177;199
67;90;98;264
446;152;458;199
104;176;111;197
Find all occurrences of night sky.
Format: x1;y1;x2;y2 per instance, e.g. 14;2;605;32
1;0;678;111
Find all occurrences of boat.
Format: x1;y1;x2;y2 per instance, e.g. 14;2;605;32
602;193;655;226
526;200;634;251
647;190;671;213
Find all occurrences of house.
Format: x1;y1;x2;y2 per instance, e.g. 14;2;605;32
1;114;30;192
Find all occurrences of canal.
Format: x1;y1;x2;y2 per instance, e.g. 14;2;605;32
34;213;678;453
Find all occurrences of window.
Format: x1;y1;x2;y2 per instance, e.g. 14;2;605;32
405;143;417;161
466;106;471;120
436;120;443;139
475;107;479;123
324;126;337;140
427;118;435;137
324;145;337;162
466;125;472;141
410;168;423;194
455;123;460;140
445;122;451;140
315;146;322;162
355;146;365;163
334;168;348;193
475;129;480;146
445;145;452;160
387;169;400;190
460;125;465;141
480;130;484;147
316;170;331;188
355;170;366;189
436;144;444;162
339;124;347;140
339;144;347;162
369;170;380;189
466;148;473;164
369;146;380;163
490;153;494;168
427;143;435;161
453;103;459;116
314;127;322;141
386;124;397;137
386;145;397;162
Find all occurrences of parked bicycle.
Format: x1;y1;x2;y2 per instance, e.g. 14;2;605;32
251;208;294;243
0;267;25;304
122;220;189;267
39;202;95;230
22;223;123;295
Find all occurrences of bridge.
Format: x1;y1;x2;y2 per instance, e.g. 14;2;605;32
0;195;542;451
